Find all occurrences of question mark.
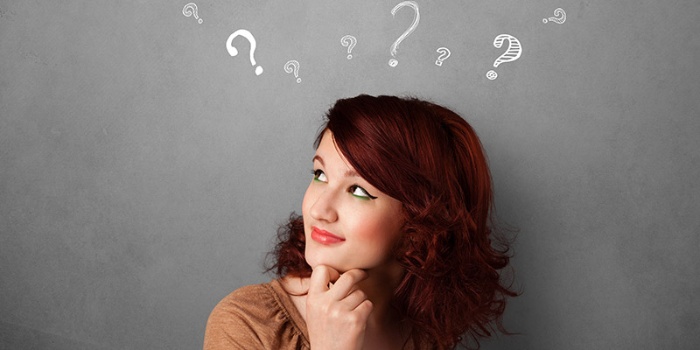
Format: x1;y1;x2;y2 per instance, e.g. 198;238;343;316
341;35;357;59
486;34;521;80
182;3;203;24
388;1;420;67
543;8;566;24
435;47;451;66
284;60;301;83
226;29;263;76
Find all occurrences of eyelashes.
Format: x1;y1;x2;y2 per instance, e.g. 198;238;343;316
311;169;377;200
312;169;327;182
349;185;377;200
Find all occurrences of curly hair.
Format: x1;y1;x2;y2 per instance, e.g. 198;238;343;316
267;94;517;350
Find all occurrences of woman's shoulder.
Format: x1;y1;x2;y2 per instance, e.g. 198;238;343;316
203;280;309;350
220;282;275;306
206;280;292;325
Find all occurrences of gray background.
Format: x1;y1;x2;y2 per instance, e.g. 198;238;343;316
1;0;698;349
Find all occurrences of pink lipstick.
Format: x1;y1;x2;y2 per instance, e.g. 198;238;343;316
311;226;345;245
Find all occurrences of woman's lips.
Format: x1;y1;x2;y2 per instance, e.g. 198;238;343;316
311;226;345;245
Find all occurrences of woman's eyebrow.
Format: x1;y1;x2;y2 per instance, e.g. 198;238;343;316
344;169;359;178
312;154;360;178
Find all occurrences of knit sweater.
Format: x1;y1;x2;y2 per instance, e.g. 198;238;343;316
204;280;310;350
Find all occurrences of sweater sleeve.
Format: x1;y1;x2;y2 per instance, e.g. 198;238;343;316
203;283;309;350
203;286;264;349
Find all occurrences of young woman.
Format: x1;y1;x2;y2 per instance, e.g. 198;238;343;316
204;95;517;350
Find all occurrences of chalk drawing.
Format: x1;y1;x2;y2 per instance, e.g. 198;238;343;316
226;29;263;76
543;8;566;24
486;34;521;80
182;3;203;24
284;60;301;83
341;35;357;59
388;1;420;67
435;47;451;66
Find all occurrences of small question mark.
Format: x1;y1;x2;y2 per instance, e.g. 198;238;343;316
388;1;420;67
543;8;566;24
486;34;521;80
226;29;263;76
341;35;357;59
284;60;301;83
435;47;451;66
182;3;203;24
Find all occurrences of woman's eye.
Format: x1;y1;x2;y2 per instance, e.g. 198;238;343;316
312;169;327;183
349;185;377;200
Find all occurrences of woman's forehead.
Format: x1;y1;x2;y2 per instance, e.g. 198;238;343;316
314;132;356;174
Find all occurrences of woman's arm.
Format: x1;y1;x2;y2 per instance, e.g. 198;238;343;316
203;299;262;350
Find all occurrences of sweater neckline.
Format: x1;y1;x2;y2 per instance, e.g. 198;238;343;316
268;279;310;345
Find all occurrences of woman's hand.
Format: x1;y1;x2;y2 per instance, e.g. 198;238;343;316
306;265;373;350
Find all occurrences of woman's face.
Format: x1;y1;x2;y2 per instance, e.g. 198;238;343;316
302;130;405;274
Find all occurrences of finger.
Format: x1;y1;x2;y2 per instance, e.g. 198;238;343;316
354;299;373;318
308;265;341;294
328;269;368;299
339;288;369;310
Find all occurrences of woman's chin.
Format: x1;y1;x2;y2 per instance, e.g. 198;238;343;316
305;257;348;273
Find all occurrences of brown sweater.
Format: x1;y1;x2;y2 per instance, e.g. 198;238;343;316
203;280;310;350
204;280;434;350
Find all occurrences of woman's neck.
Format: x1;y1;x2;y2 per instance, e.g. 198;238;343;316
356;260;405;326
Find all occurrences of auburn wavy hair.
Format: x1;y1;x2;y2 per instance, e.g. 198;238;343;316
267;94;517;350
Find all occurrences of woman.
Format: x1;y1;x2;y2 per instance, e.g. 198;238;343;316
204;95;517;350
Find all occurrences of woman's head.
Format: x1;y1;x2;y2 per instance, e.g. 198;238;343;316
302;128;406;275
269;94;515;349
319;95;495;267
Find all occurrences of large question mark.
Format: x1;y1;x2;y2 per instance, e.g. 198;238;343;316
340;35;357;59
284;60;301;83
388;1;420;67
182;3;203;24
486;34;521;80
543;8;566;24
226;29;263;76
435;47;451;66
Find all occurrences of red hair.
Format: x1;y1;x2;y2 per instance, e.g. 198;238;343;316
267;95;517;349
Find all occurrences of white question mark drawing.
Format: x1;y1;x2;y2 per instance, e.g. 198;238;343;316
486;34;521;80
435;47;451;66
341;35;357;59
182;3;203;24
226;29;263;76
543;8;566;24
388;1;420;67
284;60;301;83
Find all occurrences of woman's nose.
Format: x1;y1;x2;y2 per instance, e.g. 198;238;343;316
309;188;338;223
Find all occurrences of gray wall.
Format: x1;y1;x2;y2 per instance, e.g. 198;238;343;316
1;0;698;349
